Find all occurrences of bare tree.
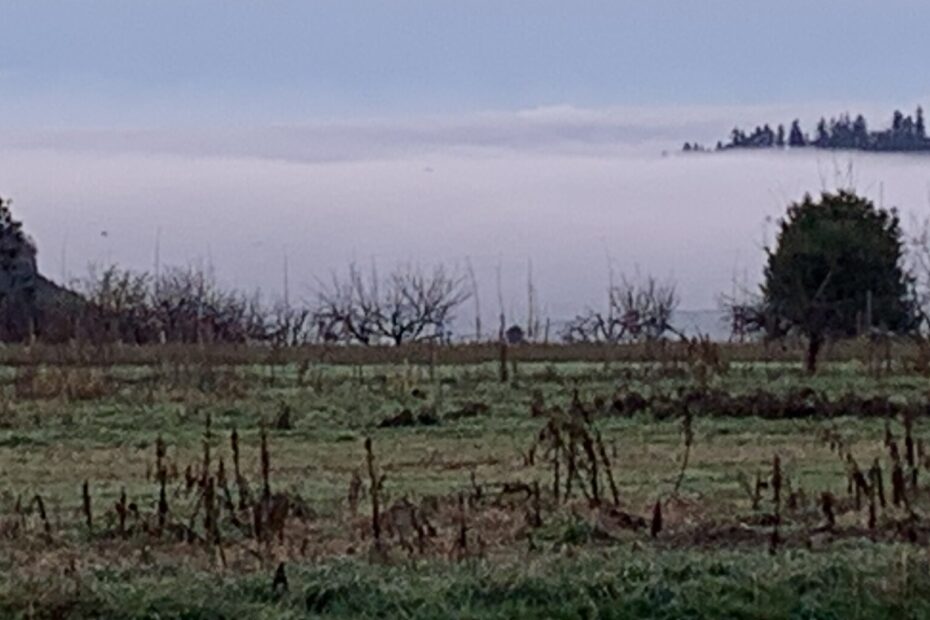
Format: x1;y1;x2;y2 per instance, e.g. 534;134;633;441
76;264;155;343
315;262;471;345
315;263;380;345
266;298;313;346
562;274;682;343
75;263;276;345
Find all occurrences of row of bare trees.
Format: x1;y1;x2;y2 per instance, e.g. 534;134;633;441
50;262;473;346
73;264;287;345
35;261;686;347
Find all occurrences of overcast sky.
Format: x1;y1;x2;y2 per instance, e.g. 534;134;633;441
3;1;930;126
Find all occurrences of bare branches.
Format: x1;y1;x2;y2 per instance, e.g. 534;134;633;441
562;274;681;343
315;262;471;346
74;264;281;345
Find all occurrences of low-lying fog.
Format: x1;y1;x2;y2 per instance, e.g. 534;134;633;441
2;109;930;334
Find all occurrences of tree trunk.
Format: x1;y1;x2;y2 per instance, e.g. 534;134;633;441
806;334;823;374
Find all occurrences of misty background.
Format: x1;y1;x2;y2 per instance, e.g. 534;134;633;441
3;1;930;336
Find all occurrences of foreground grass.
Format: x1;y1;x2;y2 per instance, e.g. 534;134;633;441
3;545;929;619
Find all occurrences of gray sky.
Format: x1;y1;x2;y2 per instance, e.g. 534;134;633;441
3;1;930;125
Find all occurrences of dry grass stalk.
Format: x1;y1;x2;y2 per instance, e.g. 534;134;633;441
203;476;217;544
890;441;907;508
231;428;252;510
33;494;51;540
184;465;195;493
820;493;836;529
156;475;169;534
260;424;271;504
82;480;93;533
155;435;166;481
116;488;128;538
455;492;468;558
468;470;483;507
364;437;384;552
846;455;868;511
272;562;288;595
580;432;600;505
768;521;780;554
651;500;663;538
595;430;620;506
231;427;241;479
534;398;624;506
869;459;886;508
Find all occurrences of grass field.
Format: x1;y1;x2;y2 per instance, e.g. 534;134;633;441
4;348;930;618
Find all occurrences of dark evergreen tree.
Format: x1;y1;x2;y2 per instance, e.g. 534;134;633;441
815;118;830;146
788;120;806;147
687;106;930;154
762;191;918;372
853;115;869;148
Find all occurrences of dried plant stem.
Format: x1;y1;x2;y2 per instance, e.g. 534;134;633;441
82;480;93;533
33;494;51;540
595;430;620;506
364;438;383;551
651;500;663;538
261;424;271;504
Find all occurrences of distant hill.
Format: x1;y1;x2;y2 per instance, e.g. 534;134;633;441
683;106;930;154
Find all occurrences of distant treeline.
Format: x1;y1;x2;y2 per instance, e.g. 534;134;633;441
683;106;930;153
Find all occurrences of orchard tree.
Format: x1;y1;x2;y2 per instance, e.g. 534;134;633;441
762;191;918;372
315;262;471;345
